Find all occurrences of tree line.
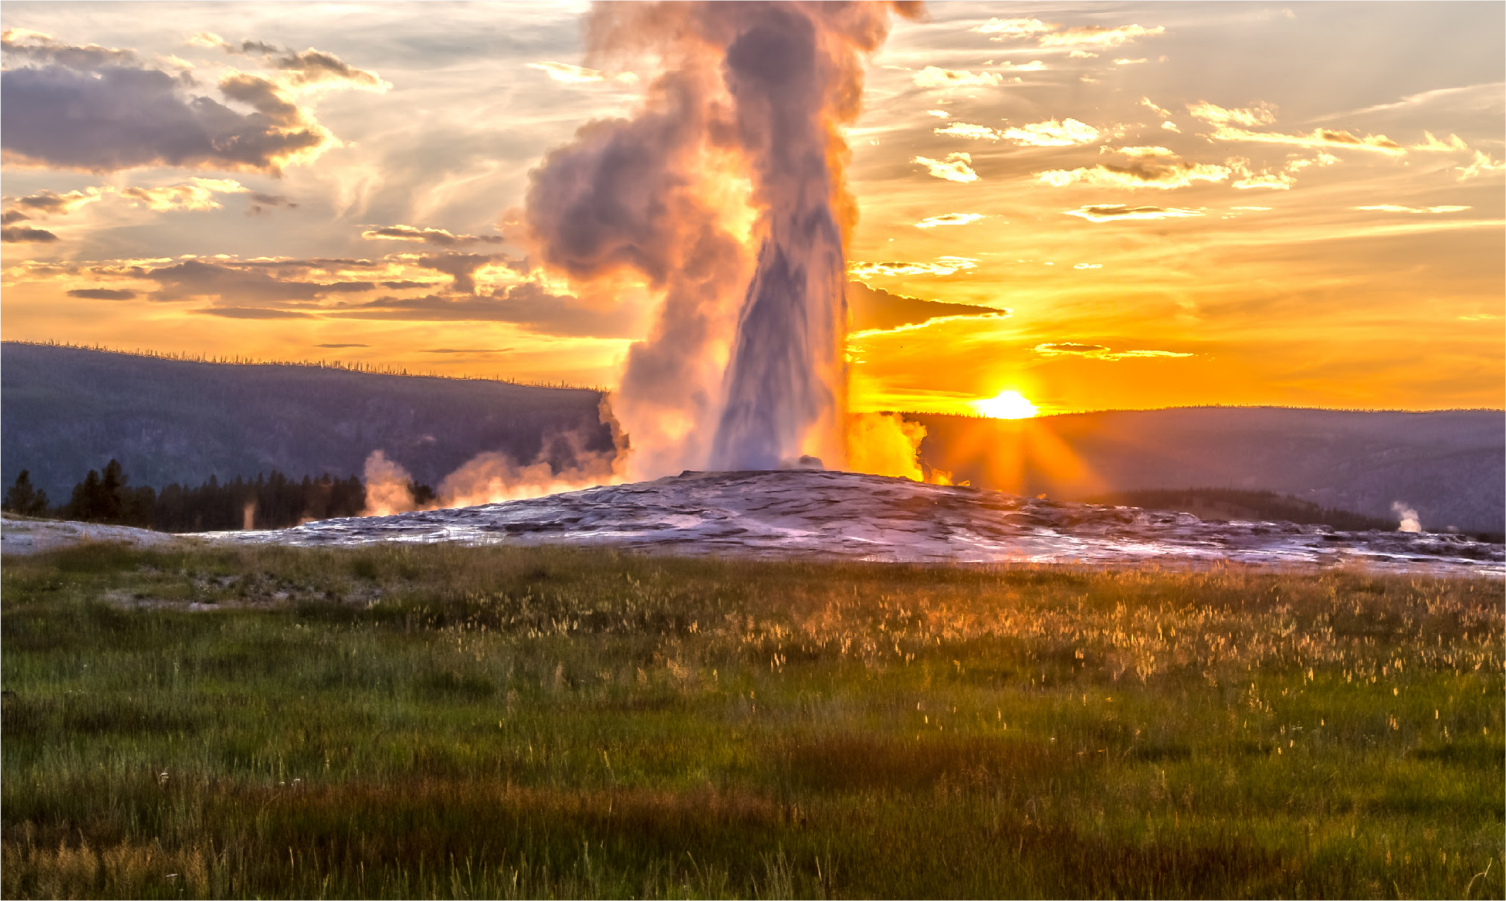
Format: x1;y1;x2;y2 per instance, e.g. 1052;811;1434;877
1;461;394;532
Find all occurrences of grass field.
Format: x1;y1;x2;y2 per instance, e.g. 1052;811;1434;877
2;542;1501;899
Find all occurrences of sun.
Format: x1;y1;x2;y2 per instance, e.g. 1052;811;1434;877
975;389;1038;419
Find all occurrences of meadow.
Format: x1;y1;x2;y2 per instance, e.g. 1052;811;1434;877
2;542;1501;899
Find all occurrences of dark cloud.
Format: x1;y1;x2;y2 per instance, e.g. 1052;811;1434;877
847;282;1009;332
66;288;137;300
1;225;59;243
207;36;384;89
199;307;316;319
247;191;298;216
1064;204;1203;222
1;65;326;173
326;283;638;337
136;259;372;302
362;224;505;247
239;39;280;55
1;30;137;69
416;252;504;293
1;210;30;225
275;49;385;89
380;280;433;290
9;189;91;215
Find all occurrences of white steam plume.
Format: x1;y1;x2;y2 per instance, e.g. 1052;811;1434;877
1392;501;1422;533
520;2;918;478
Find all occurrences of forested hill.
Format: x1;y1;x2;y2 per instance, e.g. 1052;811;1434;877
1;343;613;501
911;407;1506;536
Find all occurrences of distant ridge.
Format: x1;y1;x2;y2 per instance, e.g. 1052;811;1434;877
2;339;603;391
911;408;1505;536
1;342;613;502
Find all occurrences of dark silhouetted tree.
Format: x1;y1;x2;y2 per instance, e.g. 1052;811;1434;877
3;470;50;516
67;470;101;521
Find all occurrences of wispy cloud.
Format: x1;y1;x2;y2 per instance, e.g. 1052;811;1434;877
848;257;978;278
115;178;250;212
1038;24;1165;48
913;153;978;183
1410;132;1470;153
973;18;1055;38
1064;205;1204;222
1353;204;1471;214
913;66;1003;89
1208;125;1406;155
934;122;1001;141
914;213;985;228
526;61;636;86
361;224;506;246
973;18;1165;48
1232;173;1293;190
1187;101;1276;127
1140;97;1172;117
1039;159;1230;190
1457;150;1505;180
1001;118;1099;147
1036;342;1192;360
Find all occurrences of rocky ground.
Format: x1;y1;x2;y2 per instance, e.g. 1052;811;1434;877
0;514;187;556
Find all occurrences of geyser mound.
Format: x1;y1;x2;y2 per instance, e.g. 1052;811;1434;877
214;470;1504;576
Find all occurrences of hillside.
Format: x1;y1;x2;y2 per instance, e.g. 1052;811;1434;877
1;343;613;500
912;408;1505;535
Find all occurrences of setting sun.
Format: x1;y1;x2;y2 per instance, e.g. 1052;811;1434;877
975;390;1038;420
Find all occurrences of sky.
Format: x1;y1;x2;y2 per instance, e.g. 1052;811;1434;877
2;1;1502;417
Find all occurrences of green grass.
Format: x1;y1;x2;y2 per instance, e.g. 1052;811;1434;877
2;542;1502;898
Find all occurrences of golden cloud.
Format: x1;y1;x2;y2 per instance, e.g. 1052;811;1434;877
848;257;978;278
914;213;985;228
1038;160;1230;190
913;153;978;183
1231;173;1293;190
1038;24;1165;48
1001;118;1099;147
1457;150;1505;180
934;122;1000;141
115;178;250;212
1187;101;1277;127
1410;132;1469;153
1140;97;1172;117
1209;125;1406;155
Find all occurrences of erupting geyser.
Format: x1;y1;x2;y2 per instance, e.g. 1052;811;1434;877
522;1;920;479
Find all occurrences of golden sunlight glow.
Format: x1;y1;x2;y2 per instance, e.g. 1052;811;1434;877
975;390;1039;419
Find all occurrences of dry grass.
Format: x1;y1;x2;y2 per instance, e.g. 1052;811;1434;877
2;542;1502;898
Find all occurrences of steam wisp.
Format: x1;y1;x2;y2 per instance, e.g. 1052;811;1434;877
1392;501;1422;533
360;398;628;516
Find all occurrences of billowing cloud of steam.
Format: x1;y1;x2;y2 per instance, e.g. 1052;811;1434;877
362;450;421;517
1391;501;1422;533
519;2;918;479
361;398;629;515
847;412;950;484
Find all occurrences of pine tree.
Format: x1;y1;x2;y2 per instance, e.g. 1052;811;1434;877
68;470;102;521
3;470;50;517
99;459;127;523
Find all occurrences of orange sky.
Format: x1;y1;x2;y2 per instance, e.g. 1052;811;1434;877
3;2;1502;416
